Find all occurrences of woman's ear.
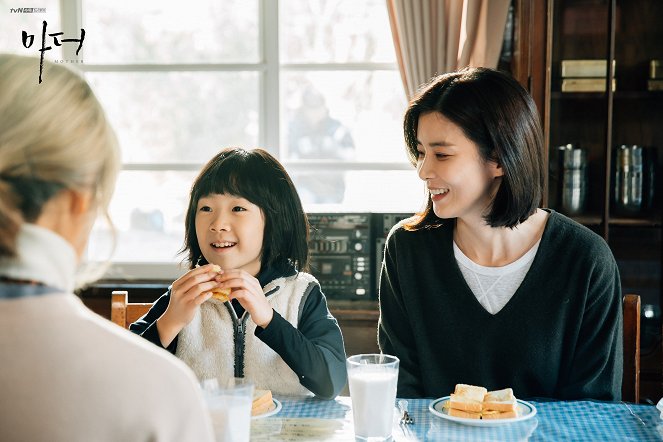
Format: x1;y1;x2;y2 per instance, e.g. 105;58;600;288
68;188;95;216
33;188;97;260
489;161;504;178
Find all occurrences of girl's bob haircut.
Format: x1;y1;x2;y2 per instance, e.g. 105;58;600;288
403;67;544;229
182;147;309;272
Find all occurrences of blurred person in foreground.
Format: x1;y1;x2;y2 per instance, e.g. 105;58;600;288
0;54;214;442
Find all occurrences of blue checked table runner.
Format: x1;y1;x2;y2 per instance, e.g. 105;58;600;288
250;396;662;441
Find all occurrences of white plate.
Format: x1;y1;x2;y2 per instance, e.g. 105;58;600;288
429;396;537;427
252;398;282;419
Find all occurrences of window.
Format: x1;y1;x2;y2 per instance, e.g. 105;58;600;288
1;0;62;58
5;0;419;278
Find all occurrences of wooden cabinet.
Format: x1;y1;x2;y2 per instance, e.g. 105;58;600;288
514;0;662;403
545;0;661;229
328;301;380;356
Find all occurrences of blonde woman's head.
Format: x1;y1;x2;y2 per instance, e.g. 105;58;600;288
0;53;120;258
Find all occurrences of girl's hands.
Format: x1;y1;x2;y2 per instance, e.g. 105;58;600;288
156;264;220;347
215;269;274;328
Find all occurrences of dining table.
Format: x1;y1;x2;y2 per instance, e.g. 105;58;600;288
250;395;663;441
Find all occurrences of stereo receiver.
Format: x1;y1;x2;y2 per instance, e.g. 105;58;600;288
308;213;372;299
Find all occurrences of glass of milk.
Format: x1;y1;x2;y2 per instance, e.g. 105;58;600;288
201;377;254;442
347;354;399;441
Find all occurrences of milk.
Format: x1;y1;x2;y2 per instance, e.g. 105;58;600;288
348;370;398;439
206;394;252;442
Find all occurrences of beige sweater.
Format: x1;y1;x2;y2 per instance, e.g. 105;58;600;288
0;225;214;442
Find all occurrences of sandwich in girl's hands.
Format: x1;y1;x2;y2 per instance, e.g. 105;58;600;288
207;265;231;302
447;384;518;419
209;287;231;302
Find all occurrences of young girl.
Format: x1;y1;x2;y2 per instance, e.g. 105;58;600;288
131;148;347;399
379;68;622;400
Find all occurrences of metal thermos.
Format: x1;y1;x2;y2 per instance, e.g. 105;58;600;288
558;144;588;215
614;145;644;214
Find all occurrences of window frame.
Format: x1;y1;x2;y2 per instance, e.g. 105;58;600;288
59;0;411;279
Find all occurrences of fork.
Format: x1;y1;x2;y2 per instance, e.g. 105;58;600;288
398;399;414;425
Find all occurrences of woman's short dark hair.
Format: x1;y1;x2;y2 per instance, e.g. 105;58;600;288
403;67;544;229
181;148;309;272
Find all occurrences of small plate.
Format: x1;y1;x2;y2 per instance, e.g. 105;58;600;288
252;398;282;419
429;396;537;427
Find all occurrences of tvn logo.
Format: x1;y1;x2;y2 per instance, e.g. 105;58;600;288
10;7;46;13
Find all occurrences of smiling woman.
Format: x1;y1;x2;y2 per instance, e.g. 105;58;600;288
414;111;504;223
378;67;623;402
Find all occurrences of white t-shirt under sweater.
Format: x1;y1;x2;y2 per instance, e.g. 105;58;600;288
453;239;541;315
0;224;214;442
176;272;317;397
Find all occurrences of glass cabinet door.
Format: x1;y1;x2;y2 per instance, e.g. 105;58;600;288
610;0;662;225
547;0;611;229
543;0;663;405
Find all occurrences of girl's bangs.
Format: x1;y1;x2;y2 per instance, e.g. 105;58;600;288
195;156;267;209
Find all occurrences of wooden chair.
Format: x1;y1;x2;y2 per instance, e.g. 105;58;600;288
110;290;152;329
622;294;641;403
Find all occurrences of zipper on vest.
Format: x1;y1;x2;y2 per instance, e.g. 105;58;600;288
224;301;244;378
224;285;281;379
234;319;245;378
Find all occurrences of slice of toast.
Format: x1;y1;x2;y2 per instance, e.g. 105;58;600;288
483;388;517;412
453;384;487;403
251;389;273;416
449;394;483;413
448;384;487;413
481;409;518;419
448;408;482;419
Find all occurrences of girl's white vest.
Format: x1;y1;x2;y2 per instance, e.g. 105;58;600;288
176;272;318;396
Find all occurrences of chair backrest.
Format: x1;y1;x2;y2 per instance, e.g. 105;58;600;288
622;294;641;403
110;290;153;329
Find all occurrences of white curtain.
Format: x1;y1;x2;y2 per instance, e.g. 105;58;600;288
387;0;511;99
